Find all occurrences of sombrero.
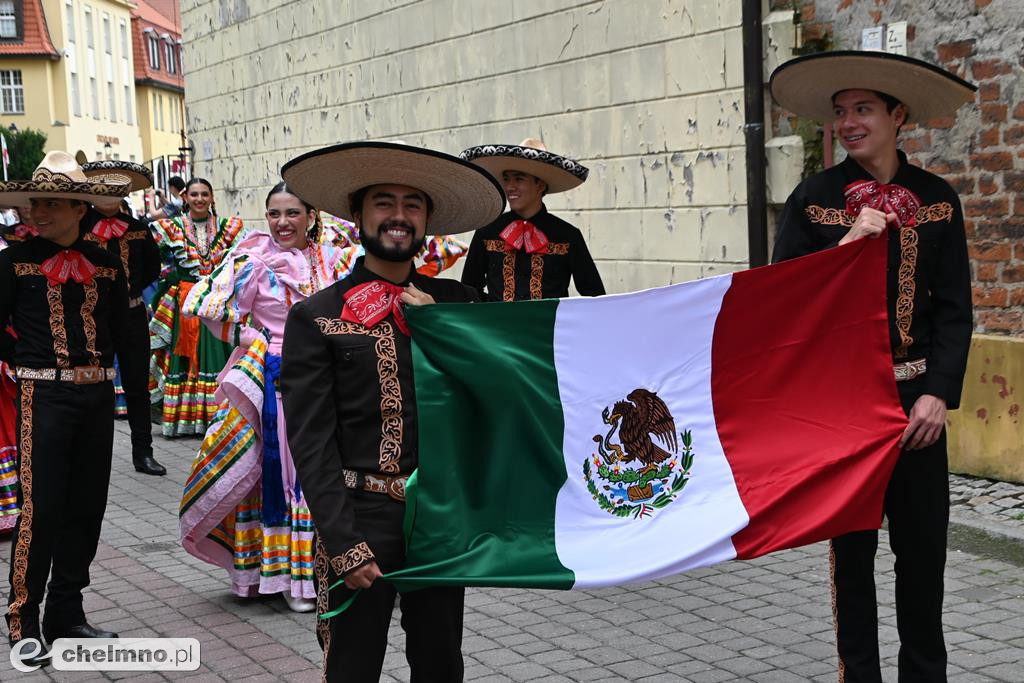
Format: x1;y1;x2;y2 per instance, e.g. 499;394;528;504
281;141;505;235
82;159;153;192
0;151;130;205
769;51;976;124
460;138;589;193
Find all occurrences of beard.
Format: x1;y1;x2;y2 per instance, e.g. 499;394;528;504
361;220;425;262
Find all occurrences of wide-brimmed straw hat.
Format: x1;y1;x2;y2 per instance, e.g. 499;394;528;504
460;138;589;193
0;151;131;206
281;141;505;235
769;51;976;124
81;160;153;192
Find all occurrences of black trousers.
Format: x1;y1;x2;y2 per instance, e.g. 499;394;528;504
5;379;114;643
315;489;464;683
831;379;949;683
121;303;153;460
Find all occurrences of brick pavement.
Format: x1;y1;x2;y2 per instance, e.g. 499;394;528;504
0;422;1022;682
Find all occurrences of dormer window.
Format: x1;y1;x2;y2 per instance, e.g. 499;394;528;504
0;1;17;40
147;33;160;69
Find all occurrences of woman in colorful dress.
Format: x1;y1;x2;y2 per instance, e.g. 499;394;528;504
149;178;245;437
0;233;18;533
178;183;358;611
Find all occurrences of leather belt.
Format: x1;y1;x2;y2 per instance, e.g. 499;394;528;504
17;366;116;384
342;469;408;502
128;295;145;308
893;359;926;382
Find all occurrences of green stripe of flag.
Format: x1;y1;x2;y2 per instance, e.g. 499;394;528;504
388;300;575;591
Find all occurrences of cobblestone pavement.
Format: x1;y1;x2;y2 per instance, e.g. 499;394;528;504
1;422;1022;682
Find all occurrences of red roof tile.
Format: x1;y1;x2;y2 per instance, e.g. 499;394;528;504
132;0;183;91
0;0;59;58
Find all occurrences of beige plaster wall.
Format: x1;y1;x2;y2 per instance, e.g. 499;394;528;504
181;0;751;291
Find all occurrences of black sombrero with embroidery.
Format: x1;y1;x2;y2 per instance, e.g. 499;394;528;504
281;141;505;235
460;138;589;194
770;50;976;124
0;151;130;206
82;160;153;192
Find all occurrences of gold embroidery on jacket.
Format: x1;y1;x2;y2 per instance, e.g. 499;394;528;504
893;226;918;358
313;318;403;474
330;541;375;575
529;254;544;299
47;283;70;368
81;281;100;365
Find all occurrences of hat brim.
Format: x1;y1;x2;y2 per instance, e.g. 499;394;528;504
81;160;153;192
0;178;130;207
769;51;976;124
460;145;588;193
281;142;505;235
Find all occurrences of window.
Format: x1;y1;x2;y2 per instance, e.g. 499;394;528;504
70;72;81;116
165;42;176;74
123;84;132;124
84;7;93;48
90;76;99;118
119;20;128;55
148;35;160;69
0;70;24;114
102;15;111;55
65;1;75;43
107;81;116;121
1;1;17;39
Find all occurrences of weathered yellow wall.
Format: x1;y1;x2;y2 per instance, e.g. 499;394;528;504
182;0;765;291
948;334;1024;483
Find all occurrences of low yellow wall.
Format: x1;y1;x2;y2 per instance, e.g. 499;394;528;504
948;334;1024;483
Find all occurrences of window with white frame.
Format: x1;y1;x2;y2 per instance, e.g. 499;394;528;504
84;7;94;48
119;20;128;55
70;72;81;116
107;81;116;121
65;1;76;43
0;70;24;114
102;15;111;54
90;76;99;118
148;35;160;69
0;1;17;39
123;84;132;124
165;42;176;74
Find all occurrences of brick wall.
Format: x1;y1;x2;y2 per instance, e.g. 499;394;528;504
770;0;1023;336
180;0;750;292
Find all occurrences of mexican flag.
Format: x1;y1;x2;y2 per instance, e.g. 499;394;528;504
391;236;907;591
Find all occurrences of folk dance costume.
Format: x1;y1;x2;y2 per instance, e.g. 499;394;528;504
461;139;605;300
0;235;17;533
149;211;245;437
771;52;975;682
279;142;504;682
80;161;165;475
179;231;358;604
0;152;131;662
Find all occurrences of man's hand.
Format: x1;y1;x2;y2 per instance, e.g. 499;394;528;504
400;283;436;307
344;561;383;589
839;207;896;245
899;394;947;451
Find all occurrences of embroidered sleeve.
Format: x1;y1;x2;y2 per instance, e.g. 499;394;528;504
329;542;376;575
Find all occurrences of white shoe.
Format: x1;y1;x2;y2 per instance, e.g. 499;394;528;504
283;593;316;613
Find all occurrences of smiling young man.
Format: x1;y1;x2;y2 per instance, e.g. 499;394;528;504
0;152;131;668
278;142;504;682
460;138;605;301
770;52;976;682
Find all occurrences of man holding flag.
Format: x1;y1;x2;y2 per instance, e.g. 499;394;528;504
279;142;504;682
770;52;975;681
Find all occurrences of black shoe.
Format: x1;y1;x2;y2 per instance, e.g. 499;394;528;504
133;455;167;476
44;622;119;642
8;637;50;668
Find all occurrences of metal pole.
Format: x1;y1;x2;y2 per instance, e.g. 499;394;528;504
742;0;769;268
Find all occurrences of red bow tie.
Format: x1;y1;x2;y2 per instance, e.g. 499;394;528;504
40;249;97;285
500;220;549;254
844;180;922;228
341;280;409;335
14;223;37;238
92;217;129;241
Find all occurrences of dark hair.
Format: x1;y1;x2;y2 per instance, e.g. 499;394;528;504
349;185;434;218
266;180;321;242
168;176;186;191
831;89;905;114
184;177;217;220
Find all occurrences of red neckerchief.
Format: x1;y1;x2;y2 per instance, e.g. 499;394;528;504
341;280;409;335
14;223;37;238
40;249;97;285
91;217;129;241
500;219;549;254
844;179;922;228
